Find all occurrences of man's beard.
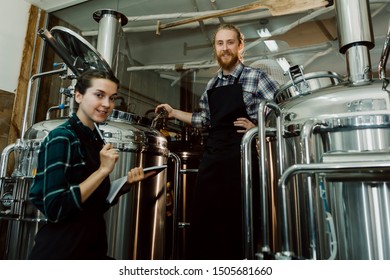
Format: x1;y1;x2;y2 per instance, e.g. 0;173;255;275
216;50;239;70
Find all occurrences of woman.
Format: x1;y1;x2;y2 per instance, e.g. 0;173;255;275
28;69;151;259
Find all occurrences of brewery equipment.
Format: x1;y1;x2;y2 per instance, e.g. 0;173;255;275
242;0;390;260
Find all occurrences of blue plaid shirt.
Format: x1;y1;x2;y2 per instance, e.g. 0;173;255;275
191;62;278;129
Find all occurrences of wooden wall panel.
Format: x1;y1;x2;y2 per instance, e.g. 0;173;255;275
8;6;47;145
0;90;14;152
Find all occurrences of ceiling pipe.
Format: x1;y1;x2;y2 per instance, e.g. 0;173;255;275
81;10;273;36
78;0;389;36
124;2;387;74
126;43;335;73
245;6;334;52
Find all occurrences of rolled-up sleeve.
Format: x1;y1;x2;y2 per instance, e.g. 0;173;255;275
191;91;211;129
29;128;84;222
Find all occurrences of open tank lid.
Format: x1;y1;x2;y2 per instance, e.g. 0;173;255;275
38;26;113;76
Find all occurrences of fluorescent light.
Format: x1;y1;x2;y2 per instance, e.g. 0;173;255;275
276;57;290;72
264;40;279;52
257;28;279;52
257;28;272;38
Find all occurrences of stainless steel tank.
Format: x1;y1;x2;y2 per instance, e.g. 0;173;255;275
103;110;169;260
249;0;390;260
271;80;390;260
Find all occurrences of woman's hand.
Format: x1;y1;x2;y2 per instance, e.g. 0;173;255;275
127;166;156;184
127;167;144;184
79;143;119;203
233;117;256;133
99;143;119;176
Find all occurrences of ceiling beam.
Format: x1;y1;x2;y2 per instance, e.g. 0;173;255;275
24;0;88;12
156;0;330;34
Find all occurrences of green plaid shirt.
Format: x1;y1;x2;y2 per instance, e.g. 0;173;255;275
29;114;100;222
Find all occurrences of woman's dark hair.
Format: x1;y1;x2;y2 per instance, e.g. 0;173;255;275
75;69;120;94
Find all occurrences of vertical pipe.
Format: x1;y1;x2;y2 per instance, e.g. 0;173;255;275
169;152;181;259
256;100;283;256
241;127;258;259
300;120;324;260
93;9;128;70
335;0;374;85
20;68;67;141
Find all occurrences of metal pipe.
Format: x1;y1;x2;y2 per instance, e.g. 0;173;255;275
20;67;67;141
335;0;374;84
169;152;181;259
0;144;15;178
336;0;375;53
82;10;272;36
256;100;283;256
300;120;326;259
180;169;198;174
278;160;390;257
241;126;258;259
258;101;290;256
46;104;70;120
126;43;333;73
93;9;128;69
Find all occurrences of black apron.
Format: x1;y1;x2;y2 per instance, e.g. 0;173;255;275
189;72;250;260
29;118;111;260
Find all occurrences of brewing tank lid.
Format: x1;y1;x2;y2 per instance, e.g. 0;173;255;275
44;26;113;76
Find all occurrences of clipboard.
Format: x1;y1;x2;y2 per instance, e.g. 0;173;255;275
144;165;167;173
107;165;167;203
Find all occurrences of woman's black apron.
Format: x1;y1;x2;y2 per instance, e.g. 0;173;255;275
29;118;111;260
189;72;250;260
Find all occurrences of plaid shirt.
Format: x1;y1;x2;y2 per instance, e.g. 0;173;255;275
191;62;278;129
29;114;102;222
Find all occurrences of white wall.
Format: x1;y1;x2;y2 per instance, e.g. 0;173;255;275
0;0;30;93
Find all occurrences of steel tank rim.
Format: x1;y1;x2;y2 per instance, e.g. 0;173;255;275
277;80;390;125
274;71;345;103
23;115;169;155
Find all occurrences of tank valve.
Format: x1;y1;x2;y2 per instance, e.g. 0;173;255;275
284;112;296;121
151;108;168;128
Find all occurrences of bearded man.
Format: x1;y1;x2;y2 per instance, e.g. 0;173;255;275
155;24;279;260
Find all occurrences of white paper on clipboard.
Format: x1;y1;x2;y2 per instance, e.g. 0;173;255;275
143;164;167;173
107;165;167;203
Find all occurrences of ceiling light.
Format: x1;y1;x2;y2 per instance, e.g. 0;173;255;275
257;28;279;52
257;28;271;38
276;57;290;72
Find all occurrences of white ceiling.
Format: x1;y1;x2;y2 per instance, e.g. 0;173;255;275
24;0;390;90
